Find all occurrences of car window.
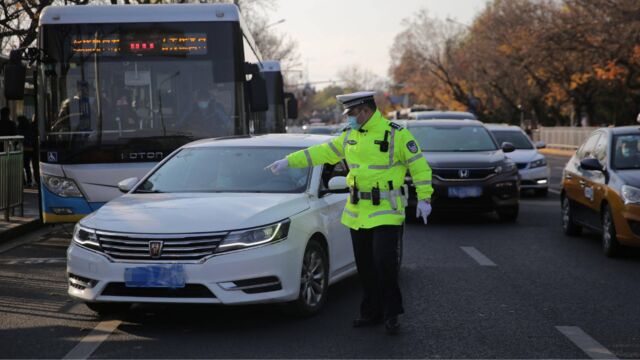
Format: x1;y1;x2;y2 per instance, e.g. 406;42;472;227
577;133;601;160
612;134;640;170
139;147;310;193
490;130;534;150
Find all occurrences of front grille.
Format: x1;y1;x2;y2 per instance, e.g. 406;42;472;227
102;283;216;298
96;231;227;262
516;162;528;170
432;167;496;181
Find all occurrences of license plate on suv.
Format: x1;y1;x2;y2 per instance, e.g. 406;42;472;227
448;186;483;198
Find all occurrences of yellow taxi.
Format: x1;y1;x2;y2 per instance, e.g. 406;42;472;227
561;126;640;257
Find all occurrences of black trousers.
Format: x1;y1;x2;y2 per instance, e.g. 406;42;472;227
350;225;404;320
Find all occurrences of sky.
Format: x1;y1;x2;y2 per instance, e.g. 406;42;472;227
267;0;489;87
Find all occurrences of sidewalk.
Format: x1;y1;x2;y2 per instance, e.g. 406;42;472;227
0;188;42;242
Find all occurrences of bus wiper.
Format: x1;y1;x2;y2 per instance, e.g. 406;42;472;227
135;189;164;193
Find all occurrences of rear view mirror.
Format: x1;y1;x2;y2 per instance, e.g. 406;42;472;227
118;177;139;193
535;141;546;149
4;50;26;100
244;62;268;112
249;73;268;112
580;158;603;172
501;142;516;153
285;92;298;119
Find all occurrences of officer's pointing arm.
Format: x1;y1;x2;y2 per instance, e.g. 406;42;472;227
286;131;347;168
400;130;433;201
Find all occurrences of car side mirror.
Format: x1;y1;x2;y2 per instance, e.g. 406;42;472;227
118;177;139;193
535;141;546;149
580;158;603;172
320;176;349;196
501;142;516;153
4;50;26;100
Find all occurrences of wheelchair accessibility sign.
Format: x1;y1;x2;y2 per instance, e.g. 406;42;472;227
47;152;58;162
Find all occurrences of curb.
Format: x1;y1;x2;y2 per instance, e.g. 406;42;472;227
0;219;44;244
539;148;575;157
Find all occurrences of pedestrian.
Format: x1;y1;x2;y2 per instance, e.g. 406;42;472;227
17;115;35;186
266;91;433;334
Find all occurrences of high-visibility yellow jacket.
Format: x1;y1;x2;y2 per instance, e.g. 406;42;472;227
287;110;433;230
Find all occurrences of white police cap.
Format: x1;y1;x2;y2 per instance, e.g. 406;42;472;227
336;91;376;114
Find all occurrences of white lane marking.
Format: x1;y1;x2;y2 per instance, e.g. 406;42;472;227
460;246;497;266
549;188;561;195
0;257;66;265
556;326;618;359
63;319;121;360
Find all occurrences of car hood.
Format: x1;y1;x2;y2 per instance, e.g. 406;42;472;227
422;150;506;168
504;149;540;163
616;169;640;188
81;192;310;234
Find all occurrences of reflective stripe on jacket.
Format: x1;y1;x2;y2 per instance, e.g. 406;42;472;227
287;110;433;230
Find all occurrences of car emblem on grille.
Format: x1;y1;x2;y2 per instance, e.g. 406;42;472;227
458;169;470;178
149;241;164;258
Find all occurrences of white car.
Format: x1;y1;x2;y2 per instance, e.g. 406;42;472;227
486;124;550;196
67;134;359;316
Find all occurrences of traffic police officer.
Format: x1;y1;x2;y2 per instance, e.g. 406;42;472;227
267;91;433;334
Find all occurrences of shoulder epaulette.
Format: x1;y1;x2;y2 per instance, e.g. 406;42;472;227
389;122;404;130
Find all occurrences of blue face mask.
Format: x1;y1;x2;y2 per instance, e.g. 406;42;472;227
347;115;361;130
347;116;359;130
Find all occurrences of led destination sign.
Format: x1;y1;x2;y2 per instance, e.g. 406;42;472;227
71;33;207;56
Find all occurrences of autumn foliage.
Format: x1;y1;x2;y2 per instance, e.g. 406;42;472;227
389;0;640;126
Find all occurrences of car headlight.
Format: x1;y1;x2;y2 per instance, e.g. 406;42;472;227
43;174;83;197
529;157;547;168
495;159;516;174
72;224;100;251
621;185;640;205
216;219;291;253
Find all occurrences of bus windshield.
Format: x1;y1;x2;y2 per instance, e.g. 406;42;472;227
41;21;244;164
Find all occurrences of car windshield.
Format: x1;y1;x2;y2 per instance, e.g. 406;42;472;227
138;147;310;193
414;113;475;120
612;134;640;170
491;130;534;150
409;125;498;152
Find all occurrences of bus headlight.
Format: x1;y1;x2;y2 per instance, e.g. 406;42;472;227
216;220;291;253
43;174;83;198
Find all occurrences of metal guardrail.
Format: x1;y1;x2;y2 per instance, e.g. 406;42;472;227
537;126;598;148
0;136;24;221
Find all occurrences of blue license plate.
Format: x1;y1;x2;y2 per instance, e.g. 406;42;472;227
448;186;483;198
124;265;186;288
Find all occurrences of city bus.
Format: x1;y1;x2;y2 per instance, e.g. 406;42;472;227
4;3;268;223
255;60;297;134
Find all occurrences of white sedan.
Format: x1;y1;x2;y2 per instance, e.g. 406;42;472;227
67;134;358;316
486;124;551;196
